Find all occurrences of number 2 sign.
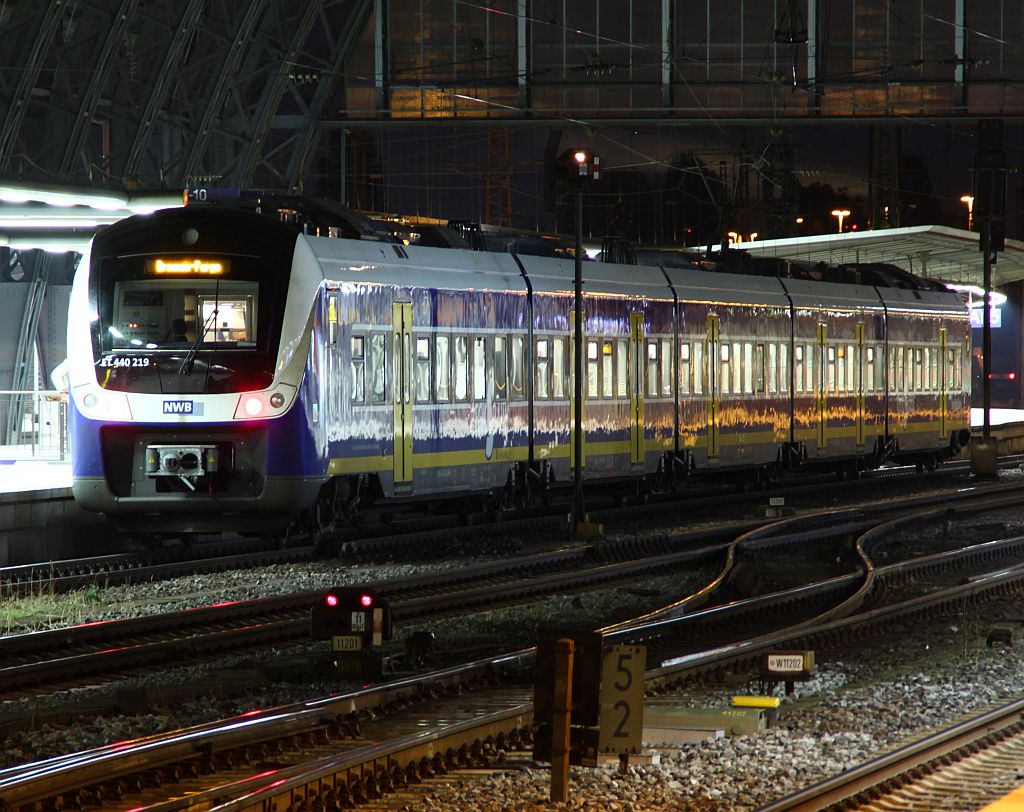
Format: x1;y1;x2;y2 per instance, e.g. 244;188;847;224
598;645;645;754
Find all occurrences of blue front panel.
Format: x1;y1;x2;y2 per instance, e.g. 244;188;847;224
69;399;105;478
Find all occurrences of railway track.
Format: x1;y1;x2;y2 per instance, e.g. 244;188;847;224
5;480;1024;808
6;479;1024;696
0;456;991;594
5;478;1024;698
760;699;1024;811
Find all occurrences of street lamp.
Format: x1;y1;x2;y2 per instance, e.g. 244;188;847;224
960;194;974;230
831;209;851;233
559;148;600;538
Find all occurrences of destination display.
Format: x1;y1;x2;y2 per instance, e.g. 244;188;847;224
146;258;229;276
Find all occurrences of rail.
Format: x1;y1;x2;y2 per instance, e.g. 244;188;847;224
0;389;67;460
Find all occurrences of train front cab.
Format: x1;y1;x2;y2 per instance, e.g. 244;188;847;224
68;207;325;532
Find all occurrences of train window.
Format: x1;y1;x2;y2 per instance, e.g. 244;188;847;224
680;343;691;394
553;338;566;399
836;346;846;392
955;347;963;390
454;336;469;401
351;336;365;403
779;344;788;393
473;337;487;400
719;344;730;395
646;341;659;397
435;335;451;401
846;345;855;393
587;340;599;399
660;339;672;396
794;345;804;393
617;340;628;397
732;342;742;395
602;341;614;399
511;336;525;399
693;341;703;394
495;336;508;400
945;348;955;391
866;347;875;393
370;333;386;403
827;346;837;392
744;343;755;394
914;348;923;391
753;342;761;393
767;344;777;394
535;338;550;399
414;336;431;403
328;293;339;346
930;347;939;391
806;343;816;392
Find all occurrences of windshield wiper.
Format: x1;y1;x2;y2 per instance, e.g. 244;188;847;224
178;307;218;375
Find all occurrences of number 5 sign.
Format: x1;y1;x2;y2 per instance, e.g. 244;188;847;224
598;645;645;754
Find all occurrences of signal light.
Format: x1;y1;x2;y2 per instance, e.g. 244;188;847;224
559;149;602;182
325;593;339;607
360;594;373;607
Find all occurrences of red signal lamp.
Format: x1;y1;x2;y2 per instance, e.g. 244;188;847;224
325;593;339;607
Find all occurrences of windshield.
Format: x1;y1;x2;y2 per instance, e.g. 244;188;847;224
90;252;288;394
108;277;259;351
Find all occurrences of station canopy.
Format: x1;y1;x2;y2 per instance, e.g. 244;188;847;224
732;225;1024;292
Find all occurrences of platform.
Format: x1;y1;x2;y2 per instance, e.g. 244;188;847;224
0;458;71;494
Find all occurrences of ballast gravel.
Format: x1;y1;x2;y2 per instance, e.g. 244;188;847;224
3;557;1024;809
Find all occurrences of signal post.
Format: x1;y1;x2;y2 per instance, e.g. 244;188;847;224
310;587;393;677
533;628;645;801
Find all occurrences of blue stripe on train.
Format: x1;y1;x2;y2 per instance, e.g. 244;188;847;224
70;394;325;479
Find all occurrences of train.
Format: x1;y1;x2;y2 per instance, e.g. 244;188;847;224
66;198;972;533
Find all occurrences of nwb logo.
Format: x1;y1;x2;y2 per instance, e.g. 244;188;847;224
163;400;203;415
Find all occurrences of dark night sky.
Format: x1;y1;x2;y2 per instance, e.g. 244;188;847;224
362;119;1019;241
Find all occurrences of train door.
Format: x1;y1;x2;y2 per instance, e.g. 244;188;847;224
392;302;413;492
569;309;586;470
706;315;720;459
629;312;645;468
939;328;948;439
855;322;865;446
817;322;828;449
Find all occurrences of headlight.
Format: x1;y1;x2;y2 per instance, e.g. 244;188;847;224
233;386;294;420
76;387;132;420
